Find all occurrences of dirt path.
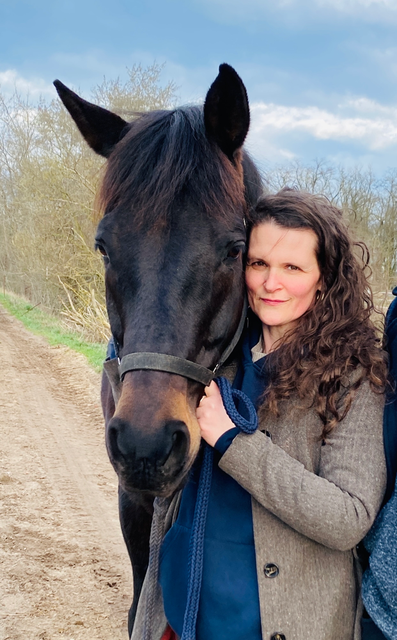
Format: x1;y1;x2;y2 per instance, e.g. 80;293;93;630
0;305;133;640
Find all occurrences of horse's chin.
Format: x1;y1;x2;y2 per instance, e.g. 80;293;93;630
116;457;195;498
118;475;187;499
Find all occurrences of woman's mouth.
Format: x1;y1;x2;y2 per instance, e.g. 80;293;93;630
261;298;287;305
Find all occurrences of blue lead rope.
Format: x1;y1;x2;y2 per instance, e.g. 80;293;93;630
180;377;258;640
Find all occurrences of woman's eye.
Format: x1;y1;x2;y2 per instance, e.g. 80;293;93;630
247;260;267;270
287;265;300;271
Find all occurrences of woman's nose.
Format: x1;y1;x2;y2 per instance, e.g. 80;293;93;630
263;268;281;291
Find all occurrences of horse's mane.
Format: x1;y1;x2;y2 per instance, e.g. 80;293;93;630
98;106;248;228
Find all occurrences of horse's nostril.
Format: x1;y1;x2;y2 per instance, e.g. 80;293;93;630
164;422;189;469
107;423;120;455
107;417;137;459
172;428;186;452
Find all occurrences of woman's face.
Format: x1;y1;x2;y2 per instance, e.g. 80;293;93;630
245;221;321;340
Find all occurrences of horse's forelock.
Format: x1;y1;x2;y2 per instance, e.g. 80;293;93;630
97;106;246;228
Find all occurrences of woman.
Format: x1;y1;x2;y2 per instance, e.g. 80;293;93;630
132;188;387;640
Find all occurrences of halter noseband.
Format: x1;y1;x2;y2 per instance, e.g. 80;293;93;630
119;352;215;386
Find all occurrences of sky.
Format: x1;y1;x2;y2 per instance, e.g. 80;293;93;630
2;0;397;176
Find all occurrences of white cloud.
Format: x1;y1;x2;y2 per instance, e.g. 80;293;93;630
0;69;54;98
249;99;397;153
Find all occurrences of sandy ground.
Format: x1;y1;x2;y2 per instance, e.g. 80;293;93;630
0;305;133;640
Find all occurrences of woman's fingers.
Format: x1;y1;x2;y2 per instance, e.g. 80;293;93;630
203;380;220;397
196;380;235;447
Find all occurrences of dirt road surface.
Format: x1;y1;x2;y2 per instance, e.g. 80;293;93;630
0;305;133;640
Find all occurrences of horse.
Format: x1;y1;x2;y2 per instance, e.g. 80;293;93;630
54;63;263;634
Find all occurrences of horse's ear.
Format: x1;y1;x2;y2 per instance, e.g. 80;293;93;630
204;63;250;162
53;80;128;158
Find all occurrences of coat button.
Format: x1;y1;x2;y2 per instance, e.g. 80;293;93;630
271;634;286;640
264;563;279;578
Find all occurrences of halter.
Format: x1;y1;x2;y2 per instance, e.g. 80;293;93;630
103;298;247;401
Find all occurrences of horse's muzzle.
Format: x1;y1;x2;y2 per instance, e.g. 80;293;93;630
106;416;190;494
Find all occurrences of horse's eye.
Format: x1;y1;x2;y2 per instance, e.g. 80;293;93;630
95;243;109;263
227;243;245;260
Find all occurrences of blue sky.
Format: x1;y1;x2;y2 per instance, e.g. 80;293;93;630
2;0;397;175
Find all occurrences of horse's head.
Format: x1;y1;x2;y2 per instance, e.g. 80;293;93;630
54;64;262;496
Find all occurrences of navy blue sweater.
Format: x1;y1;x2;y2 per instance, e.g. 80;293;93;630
159;317;268;639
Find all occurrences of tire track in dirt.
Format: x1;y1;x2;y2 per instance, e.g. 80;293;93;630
0;306;133;640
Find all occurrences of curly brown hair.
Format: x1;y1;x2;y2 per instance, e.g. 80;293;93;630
248;188;387;438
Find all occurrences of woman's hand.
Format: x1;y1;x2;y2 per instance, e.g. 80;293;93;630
196;380;235;447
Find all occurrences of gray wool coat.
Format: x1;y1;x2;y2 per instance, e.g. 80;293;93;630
131;372;386;640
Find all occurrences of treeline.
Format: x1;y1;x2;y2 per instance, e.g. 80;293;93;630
0;64;395;341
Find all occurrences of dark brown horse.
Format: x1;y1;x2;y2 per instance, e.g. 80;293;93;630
54;64;262;634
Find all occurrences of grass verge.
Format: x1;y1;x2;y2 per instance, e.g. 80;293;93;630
0;291;107;372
